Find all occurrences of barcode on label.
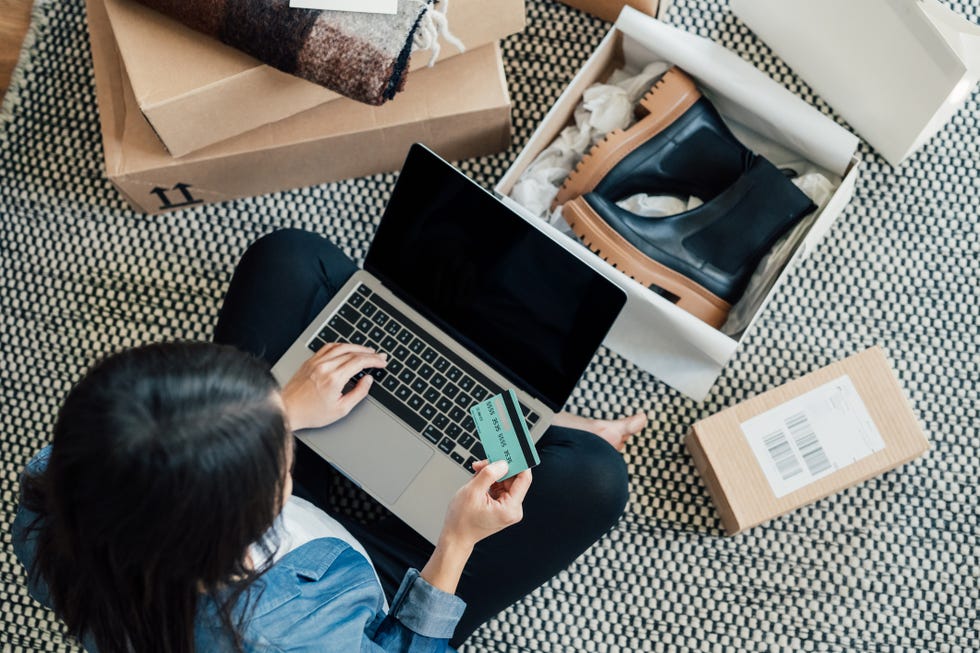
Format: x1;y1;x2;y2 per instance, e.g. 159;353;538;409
786;412;832;476
741;375;882;498
763;430;802;480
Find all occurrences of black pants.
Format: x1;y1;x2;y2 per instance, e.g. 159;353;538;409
214;229;629;646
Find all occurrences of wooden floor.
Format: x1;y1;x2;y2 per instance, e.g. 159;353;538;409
0;0;33;99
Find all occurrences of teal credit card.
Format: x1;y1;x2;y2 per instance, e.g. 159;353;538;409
469;389;540;480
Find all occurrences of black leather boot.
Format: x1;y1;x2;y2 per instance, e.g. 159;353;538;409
562;157;816;328
554;66;753;210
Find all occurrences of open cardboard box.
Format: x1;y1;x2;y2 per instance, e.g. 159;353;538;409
495;8;861;402
103;0;526;157
732;0;980;167
86;0;512;214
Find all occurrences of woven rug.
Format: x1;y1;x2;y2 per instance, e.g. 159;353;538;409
1;0;978;651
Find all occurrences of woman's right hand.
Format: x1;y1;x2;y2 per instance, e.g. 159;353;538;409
280;343;387;431
440;460;532;549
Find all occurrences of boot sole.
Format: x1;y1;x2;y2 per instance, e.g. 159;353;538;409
563;197;732;329
552;67;702;211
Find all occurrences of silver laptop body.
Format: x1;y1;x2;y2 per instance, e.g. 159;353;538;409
272;145;626;544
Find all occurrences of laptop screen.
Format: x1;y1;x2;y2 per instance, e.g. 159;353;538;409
364;145;626;413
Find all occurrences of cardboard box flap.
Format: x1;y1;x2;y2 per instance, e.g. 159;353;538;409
731;0;980;166
103;44;509;177
616;6;859;177
104;0;259;105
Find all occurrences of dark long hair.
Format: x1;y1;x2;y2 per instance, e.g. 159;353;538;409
21;342;290;653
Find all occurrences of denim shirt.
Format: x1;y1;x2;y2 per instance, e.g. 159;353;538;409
12;447;466;652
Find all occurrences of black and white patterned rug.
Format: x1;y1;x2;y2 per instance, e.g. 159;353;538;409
2;0;978;651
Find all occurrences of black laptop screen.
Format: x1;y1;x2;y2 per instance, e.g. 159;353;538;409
364;145;626;412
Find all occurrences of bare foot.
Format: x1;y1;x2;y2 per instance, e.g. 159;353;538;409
551;410;648;452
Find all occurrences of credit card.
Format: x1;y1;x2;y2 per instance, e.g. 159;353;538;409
469;389;540;480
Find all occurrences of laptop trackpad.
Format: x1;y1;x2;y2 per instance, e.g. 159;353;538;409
298;402;433;505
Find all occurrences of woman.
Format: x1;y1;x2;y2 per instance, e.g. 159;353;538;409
13;229;647;652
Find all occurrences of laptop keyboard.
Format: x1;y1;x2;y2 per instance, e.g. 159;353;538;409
307;284;540;474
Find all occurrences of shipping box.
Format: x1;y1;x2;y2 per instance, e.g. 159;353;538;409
103;0;526;156
86;0;512;214
686;348;929;535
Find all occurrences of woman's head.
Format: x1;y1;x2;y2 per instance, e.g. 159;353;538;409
24;342;290;653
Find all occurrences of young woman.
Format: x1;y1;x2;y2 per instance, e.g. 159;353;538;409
13;229;647;652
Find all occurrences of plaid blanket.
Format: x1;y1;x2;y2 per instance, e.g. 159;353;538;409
133;0;436;105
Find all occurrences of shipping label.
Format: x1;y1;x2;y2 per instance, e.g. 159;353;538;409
740;375;886;498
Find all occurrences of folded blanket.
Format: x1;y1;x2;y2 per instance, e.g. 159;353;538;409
133;0;451;105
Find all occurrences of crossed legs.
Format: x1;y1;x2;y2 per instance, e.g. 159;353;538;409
214;229;647;646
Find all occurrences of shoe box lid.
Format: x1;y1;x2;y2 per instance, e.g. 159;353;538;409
496;8;862;402
731;0;980;167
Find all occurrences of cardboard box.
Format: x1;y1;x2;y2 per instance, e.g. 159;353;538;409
103;0;525;156
87;0;512;214
732;0;980;167
495;8;861;401
557;0;664;23
685;348;929;535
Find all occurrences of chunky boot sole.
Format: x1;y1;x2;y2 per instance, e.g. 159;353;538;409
552;67;701;211
563;196;732;328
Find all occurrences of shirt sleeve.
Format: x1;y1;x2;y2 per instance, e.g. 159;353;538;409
11;447;54;609
365;568;467;651
387;569;466;638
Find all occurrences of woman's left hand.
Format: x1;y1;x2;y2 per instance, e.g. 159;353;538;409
439;459;532;549
280;343;387;431
420;459;532;595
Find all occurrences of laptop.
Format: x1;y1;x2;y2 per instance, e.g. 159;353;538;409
272;144;626;543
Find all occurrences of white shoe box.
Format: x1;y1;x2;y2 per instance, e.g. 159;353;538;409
495;8;861;401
